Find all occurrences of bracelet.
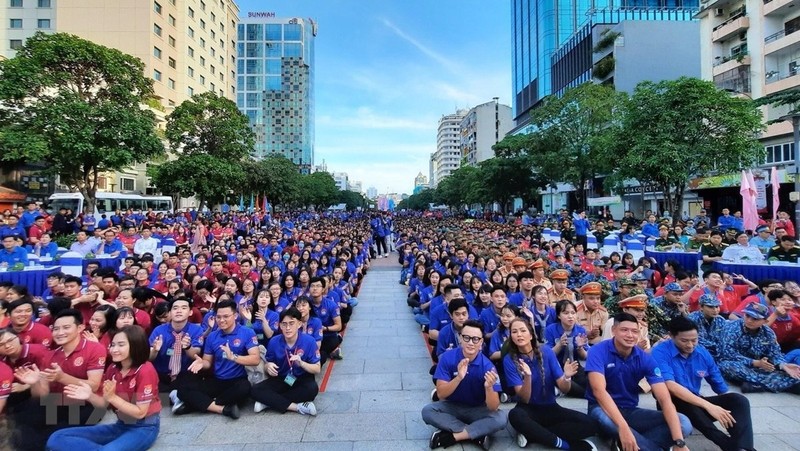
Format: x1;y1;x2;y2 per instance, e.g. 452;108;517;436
563;376;572;382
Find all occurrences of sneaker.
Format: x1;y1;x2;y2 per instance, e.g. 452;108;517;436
741;382;765;393
580;439;599;451
500;392;509;403
168;389;178;406
297;401;317;416
475;435;492;450
171;399;186;415
516;433;528;448
222;404;240;419
253;401;268;413
429;430;456;449
430;388;439;402
429;430;443;449
330;348;343;360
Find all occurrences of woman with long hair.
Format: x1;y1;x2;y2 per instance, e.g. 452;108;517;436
544;300;589;398
504;318;597;450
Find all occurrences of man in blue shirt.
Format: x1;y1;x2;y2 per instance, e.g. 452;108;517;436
717;208;735;233
572;210;590;250
176;299;261;419
149;297;205;393
586;312;692;451
0;235;28;267
309;277;343;363
0;215;27;241
19;202;41;232
422;319;506;450
652;317;754;451
96;229;124;257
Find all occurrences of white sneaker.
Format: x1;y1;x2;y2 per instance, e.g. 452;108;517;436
297;401;317;416
253;401;268;413
500;392;509;403
582;439;599;451
168;389;178;405
171;398;185;414
517;433;528;448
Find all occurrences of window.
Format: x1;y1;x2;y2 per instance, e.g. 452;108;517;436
210;64;215;73
37;18;50;29
10;19;22;28
37;0;49;6
168;35;176;47
210;30;215;40
200;0;206;10
199;75;205;85
10;0;23;7
153;47;162;58
168;57;176;68
210;48;215;57
200;19;206;30
284;23;301;40
154;23;163;36
266;24;281;40
154;1;162;14
211;12;216;22
188;26;194;37
188;46;194;57
200;38;205;48
187;66;194;77
187;86;194;96
188;7;194;18
210;82;215;91
153;69;162;81
200;56;205;66
10;39;22;50
168;78;175;89
168;15;176;26
120;178;135;191
168;99;175;106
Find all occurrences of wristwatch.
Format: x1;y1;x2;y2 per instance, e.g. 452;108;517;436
672;439;686;447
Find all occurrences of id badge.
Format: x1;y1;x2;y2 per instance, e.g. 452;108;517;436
166;348;174;356
284;374;296;386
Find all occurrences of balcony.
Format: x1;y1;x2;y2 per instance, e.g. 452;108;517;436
765;27;800;55
764;0;798;17
712;13;749;42
712;53;751;77
764;69;800;95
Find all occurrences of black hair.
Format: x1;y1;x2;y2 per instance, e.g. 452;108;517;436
279;306;302;322
668;316;698;336
613;312;638;326
54;308;84;326
758;279;782;292
767;289;790;303
461;319;484;335
447;298;469;314
112;325;150;368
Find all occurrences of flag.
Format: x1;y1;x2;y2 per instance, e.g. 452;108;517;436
262;194;268;212
771;166;780;221
249;193;254;212
238;194;244;211
740;170;759;231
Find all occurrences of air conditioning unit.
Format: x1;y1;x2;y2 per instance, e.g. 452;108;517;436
739;32;747;41
715;8;725;16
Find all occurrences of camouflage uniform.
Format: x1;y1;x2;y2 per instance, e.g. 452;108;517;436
687;310;728;359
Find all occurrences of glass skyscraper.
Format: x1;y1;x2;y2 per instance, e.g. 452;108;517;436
236;16;316;171
511;0;698;128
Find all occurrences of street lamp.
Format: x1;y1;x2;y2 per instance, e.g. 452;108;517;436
777;113;800;229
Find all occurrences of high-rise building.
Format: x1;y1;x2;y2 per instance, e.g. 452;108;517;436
236;15;316;171
433;109;467;184
429;152;436;188
331;171;348;191
366;186;378;199
511;0;699;130
460;99;513;166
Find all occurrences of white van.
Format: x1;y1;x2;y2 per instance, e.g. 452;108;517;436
48;192;174;221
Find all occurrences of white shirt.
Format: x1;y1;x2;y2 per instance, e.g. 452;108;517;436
721;243;764;263
133;236;159;257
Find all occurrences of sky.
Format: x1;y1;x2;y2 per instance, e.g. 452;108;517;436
237;0;512;195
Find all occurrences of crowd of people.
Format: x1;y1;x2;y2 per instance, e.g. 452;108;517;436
394;212;799;450
0;204;386;450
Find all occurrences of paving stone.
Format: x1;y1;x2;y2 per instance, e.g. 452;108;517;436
402;371;435;391
300;412;407;442
329;358;365;374
194;413;309;444
242;442;354;451
324;372;403;392
359;389;431;412
364;357;432;374
352;440;431;451
751;407;800;434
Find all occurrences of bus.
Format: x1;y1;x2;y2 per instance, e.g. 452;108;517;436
48;192;174;221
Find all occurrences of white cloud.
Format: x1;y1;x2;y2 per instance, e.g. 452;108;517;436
381;19;463;75
317;107;435;131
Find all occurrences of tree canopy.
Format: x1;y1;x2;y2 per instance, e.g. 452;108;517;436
0;32;164;212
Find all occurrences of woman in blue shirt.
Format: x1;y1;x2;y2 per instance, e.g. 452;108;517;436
34;232;59;258
544;300;590;398
504;318;598;450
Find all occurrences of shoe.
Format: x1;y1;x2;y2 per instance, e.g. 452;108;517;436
741;382;765;393
609;438;621;451
430;388;439;402
572;439;599;451
297;401;317;416
500;392;509;403
171;399;186;415
168;389;178;406
516;433;528;448
253;401;268;413
429;430;443;449
475;435;492;450
330;348;343;360
429;430;456;449
222;404;240;419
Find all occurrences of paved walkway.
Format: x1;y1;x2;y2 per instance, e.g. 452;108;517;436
152;257;800;450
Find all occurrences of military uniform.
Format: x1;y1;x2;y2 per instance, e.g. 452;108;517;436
718;319;800;392
767;245;800;263
654;237;680;250
700;242;728;273
687;310;728;359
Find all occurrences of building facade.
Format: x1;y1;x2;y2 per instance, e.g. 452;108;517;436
460;99;513;166
236;15;316;170
331;171;348;191
1;0;56;59
433;109;467;184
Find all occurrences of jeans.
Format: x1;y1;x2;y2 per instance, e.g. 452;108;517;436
46;415;160;451
421;400;508;440
589;405;692;451
786;349;800;365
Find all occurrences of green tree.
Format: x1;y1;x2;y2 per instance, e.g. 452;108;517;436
299;172;339;210
253;155;302;208
150;92;254;209
0;32;164;213
609;77;764;222
477;156;546;213
435;165;482;210
397;188;436;211
495;83;620;209
339;190;369;211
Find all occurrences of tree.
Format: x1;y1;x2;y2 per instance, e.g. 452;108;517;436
0;32;164;213
339;190;369;211
435;165;481;210
495;83;620;209
252;155;302;209
477;156;546;213
609;77;764;223
149;92;254;209
397;188;436;211
299;172;339;210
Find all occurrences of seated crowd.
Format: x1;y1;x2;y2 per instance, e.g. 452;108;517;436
395;215;800;450
0;208;376;450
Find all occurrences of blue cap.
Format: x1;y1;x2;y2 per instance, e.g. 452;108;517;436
593;259;606;267
664;282;684;292
698;294;720;307
572;257;583;265
630;273;647;281
743;302;769;320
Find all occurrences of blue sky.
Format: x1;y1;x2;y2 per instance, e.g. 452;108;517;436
237;0;512;194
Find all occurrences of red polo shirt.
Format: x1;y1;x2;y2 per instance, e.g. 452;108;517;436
47;338;106;396
0;361;13;401
17;321;53;348
104;361;161;419
1;343;51;369
771;310;800;349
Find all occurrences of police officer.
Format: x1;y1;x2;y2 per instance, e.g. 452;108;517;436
767;236;800;263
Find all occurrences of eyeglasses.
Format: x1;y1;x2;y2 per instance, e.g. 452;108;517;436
279;321;298;328
460;334;483;344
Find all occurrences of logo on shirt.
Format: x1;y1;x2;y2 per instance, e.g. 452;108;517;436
696;370;707;378
143;385;153;396
41;339;50;347
606;363;615;369
251;336;258;344
129;379;136;389
295;349;305;357
98;357;106;366
74;357;84;366
654;367;662;377
1;380;10;390
320;309;327;316
23;336;31;344
233;339;242;347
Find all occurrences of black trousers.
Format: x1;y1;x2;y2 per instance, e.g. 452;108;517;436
671;393;754;450
509;402;598;448
250;374;318;413
176;374;250;412
12;399;99;451
375;236;387;256
320;333;342;364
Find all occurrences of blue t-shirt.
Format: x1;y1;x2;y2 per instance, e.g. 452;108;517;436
299;317;323;342
265;333;321;378
544;323;589;363
37;242;59;258
479;307;502;335
251;309;280;343
434;347;501;407
311;298;340;334
503;346;563;405
98;238;124;255
203;324;259;380
488;327;510;355
149;323;205;375
436;323;461;356
429;303;478;332
0;246;28;266
585;339;664;409
651;339;728;396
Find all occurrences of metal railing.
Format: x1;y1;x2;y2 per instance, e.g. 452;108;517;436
765;27;799;43
713;51;749;67
713;9;746;32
